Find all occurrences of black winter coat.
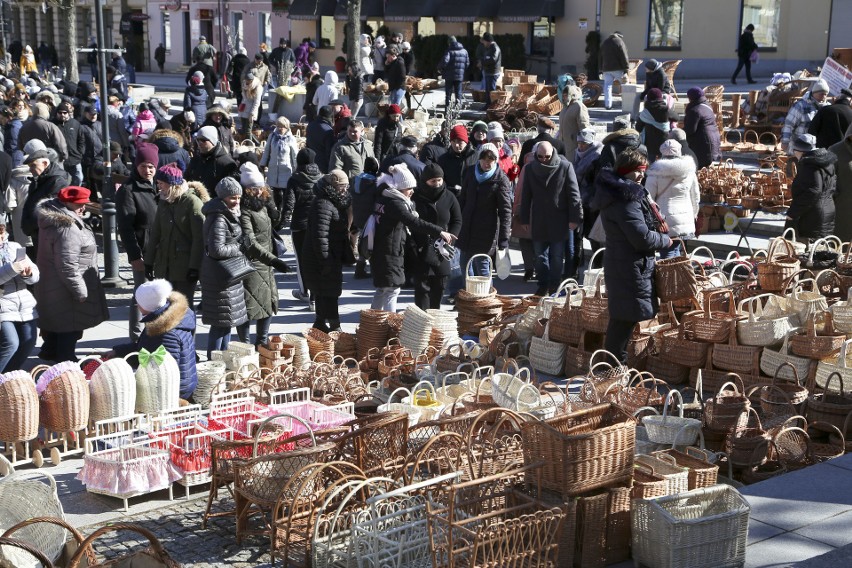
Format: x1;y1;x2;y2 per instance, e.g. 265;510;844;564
386;58;407;91
519;155;583;242
301;180;352;297
413;183;462;277
598;129;644;171
200;198;248;327
381;152;425;180
306;119;335;174
186;142;239;192
371;190;444;288
438;145;478;194
809;100;852;150
202;117;236;154
53;117;85;166
150;130;191;170
457;166;513;255
786;149;838;239
420;136;448;165
185;61;217;109
229;54;250;87
284;165;321;232
183;85;209;126
640;67;674;99
345;74;363;102
116;174;158;263
240;195;280;320
737;30;758;58
636;99;678;162
21;161;71;242
373;117;403;163
439;43;469;82
684;97;722;169
590;168;670;322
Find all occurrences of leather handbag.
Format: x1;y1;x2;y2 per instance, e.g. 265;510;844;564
217;252;255;284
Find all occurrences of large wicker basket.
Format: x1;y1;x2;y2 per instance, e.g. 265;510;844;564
35;362;89;433
757;237;801;292
0;371;39;443
85;356;137;423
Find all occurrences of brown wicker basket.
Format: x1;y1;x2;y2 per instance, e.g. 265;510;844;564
36;365;89;433
655;239;706;303
757;237;801;292
549;290;584;346
304;327;334;361
580;280;609;334
790;311;845;360
805;371;852;433
0;373;39;442
704;380;750;432
682;290;742;344
711;325;762;375
653;446;719;489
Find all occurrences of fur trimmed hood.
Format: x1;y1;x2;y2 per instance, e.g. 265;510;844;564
186;181;211;202
646;155;696;179
144;292;191;336
149;128;186;148
36;198;84;229
603;128;641;145
590;167;646;211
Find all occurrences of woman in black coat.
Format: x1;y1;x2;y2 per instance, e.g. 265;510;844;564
448;143;513;298
785;134;838;240
284;148;322;303
589;148;672;362
369;163;454;312
301;170;353;332
412;163;463;310
200;177;249;358
683;87;722;169
636;88;678;162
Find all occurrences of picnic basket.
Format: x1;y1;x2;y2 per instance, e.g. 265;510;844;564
528;322;565;376
0;468;67;567
642;390;701;447
790;311;845;360
580;278;609;334
736;294;797;347
704;380;750;432
464;254;493;297
813;339;852;393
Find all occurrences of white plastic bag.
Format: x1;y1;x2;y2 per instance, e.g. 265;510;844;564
495;248;512;280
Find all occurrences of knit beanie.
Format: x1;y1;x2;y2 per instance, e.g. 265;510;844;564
197;125;219;144
324;170;349;187
155;163;184;186
687;87;704;102
389;163;417;189
478;142;499;159
33;102;50;119
450;124;469;142
191;70;203;85
471;121;488;135
135;279;173;312
487;121;504;141
660;139;682;157
240;162;265;188
388;104;402;115
135;142;159;167
422;163;444;182
811;79;829;94
215;176;243;198
297;148;316;167
646;88;663;101
577;128;597;144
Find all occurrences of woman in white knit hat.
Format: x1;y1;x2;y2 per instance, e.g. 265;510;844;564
370;163;456;312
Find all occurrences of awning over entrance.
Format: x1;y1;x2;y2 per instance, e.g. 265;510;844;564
497;0;564;22
435;0;500;23
334;0;384;21
288;0;335;20
383;0;437;22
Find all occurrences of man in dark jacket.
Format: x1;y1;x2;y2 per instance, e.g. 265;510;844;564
520;117;567;164
420;121;450;165
636;88;678;162
438;125;478;196
18;103;68;162
306;105;336;174
269;38;295;87
600;31;629;110
185;126;238;192
809;89;852;150
520;141;583;295
186;58;218;110
114;281;198;400
668;128;699;167
117;142;160;341
52;101;86;185
786;133;838;239
479;33;502;108
21;149;71;257
285;148;322;304
439;36;469;110
598;117;644;171
78;104;104;186
732;23;758;84
635;59;675;117
385;47;407;107
381;135;425;179
228;47;250;104
412;163;462;310
683;87;721;169
373;104;404;164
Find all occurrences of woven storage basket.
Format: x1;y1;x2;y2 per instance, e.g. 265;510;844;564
655;308;711;368
0;371;39;443
632;462;669;500
712;323;762;375
682;290;741;344
580;279;609;334
85;356;137;423
785;275;828;324
35;362;89;433
766;361;809;409
631;485;750;568
806;371;852;433
304;327;335;361
0;470;66;567
491;368;542;414
329;331;357;359
464;254;493;297
548;288;585;345
135;350;180;415
737;293;797;347
520;403;635;497
635;453;690;495
564;332;604;378
528;323;565;376
655;239;706;303
642;390;701;447
814;338;852;393
757;237;801;292
760;333;813;381
830;288;852;333
193;360;227;408
646;356;691;386
727;407;769;468
704;380;750;432
654;445;720;490
790;311;845;360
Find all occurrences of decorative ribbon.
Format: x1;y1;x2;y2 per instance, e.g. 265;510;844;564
138;345;167;367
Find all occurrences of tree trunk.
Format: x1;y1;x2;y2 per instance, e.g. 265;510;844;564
62;0;79;83
345;0;361;70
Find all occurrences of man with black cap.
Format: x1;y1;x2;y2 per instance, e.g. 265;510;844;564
381;135;425;179
186;56;218;109
809;88;852;150
306;106;336;175
185;125;238;193
117;142;160;340
479;33;502;108
192;36;216;69
21;149;71;257
52;101;86;186
269;38;295;87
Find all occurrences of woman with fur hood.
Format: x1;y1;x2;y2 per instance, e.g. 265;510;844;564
146;164;209;304
236;163;290;347
313;70;340;113
644;139;700;258
202;104;236;155
149;129;191;170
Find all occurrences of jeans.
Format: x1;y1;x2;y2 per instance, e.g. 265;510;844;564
0;319;38;371
65;163;83;186
372;287;401;312
533;240;566;293
605;319;638;364
207;325;232;359
603;70;623;109
445;81;463;108
563;229;579;278
732;56;753;82
447;250;491;297
414;275;448;310
41;330;83;363
237;317;271;346
519;238;536;271
484;74;498;105
389;88;406;106
129;269;148;342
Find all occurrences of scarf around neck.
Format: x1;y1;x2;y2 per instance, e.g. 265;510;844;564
474;163;497;183
639;108;671;133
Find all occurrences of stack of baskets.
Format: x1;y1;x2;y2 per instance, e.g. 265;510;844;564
398;306;435;354
258;337;296;372
428;309;460;347
357;310;391;359
329;331;357;359
456;290;504;335
194;360;227;408
304;328;334;361
279;333;311;369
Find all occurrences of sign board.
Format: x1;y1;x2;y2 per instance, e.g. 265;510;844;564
191;19;200;40
579;18;588;30
820;57;852;96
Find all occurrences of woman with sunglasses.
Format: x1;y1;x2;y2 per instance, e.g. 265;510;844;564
590;148;672;362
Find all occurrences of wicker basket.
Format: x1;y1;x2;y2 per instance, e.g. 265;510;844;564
727;407;769;468
711;324;762;375
656;240;706;303
528;323;565;376
631;485;750;568
790;311;845;360
682;290;741;344
633;462;669;500
757;237;801;292
85;356;137;423
0;371;39;443
737;293;797;347
806;371;852;434
580;279;609;334
653;446;719;490
0;470;67;567
655;306;711;369
304;327;335;361
642;390;701;447
521;403;635;497
465;254;493;297
34;362;90;433
760;333;814;381
135;350;181;415
194;360;227;408
704;380;750;432
635;453;690;495
813;338;852;393
548;288;585;346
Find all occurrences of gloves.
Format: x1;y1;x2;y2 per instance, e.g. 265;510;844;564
272;258;291;273
237;234;252;253
145;265;154;280
186;269;199;281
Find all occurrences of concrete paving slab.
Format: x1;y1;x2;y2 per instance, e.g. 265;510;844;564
792;509;852;548
793;542;852;567
748;519;787;546
745;532;835;568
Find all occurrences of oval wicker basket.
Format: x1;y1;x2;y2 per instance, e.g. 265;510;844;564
35;363;89;433
0;372;39;443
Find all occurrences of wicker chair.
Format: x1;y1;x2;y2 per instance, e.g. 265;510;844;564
333;412;410;477
662;60;683;100
466;407;529;481
407;411;480;455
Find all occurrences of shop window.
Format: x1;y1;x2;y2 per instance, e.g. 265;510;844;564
258;12;271;46
647;0;683;50
741;0;780;50
530;17;554;57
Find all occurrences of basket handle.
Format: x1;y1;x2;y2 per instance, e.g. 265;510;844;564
717;380;743;397
0;537;56;567
588;349;622;369
689;245;717;265
410;380;437;397
825;371;846;397
68;523;175;568
661;388;684;420
587;246;606;270
466;253;493;275
387;386;413;403
806;237;831;265
772;360;801;387
704;289;736;318
2;516;96;565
